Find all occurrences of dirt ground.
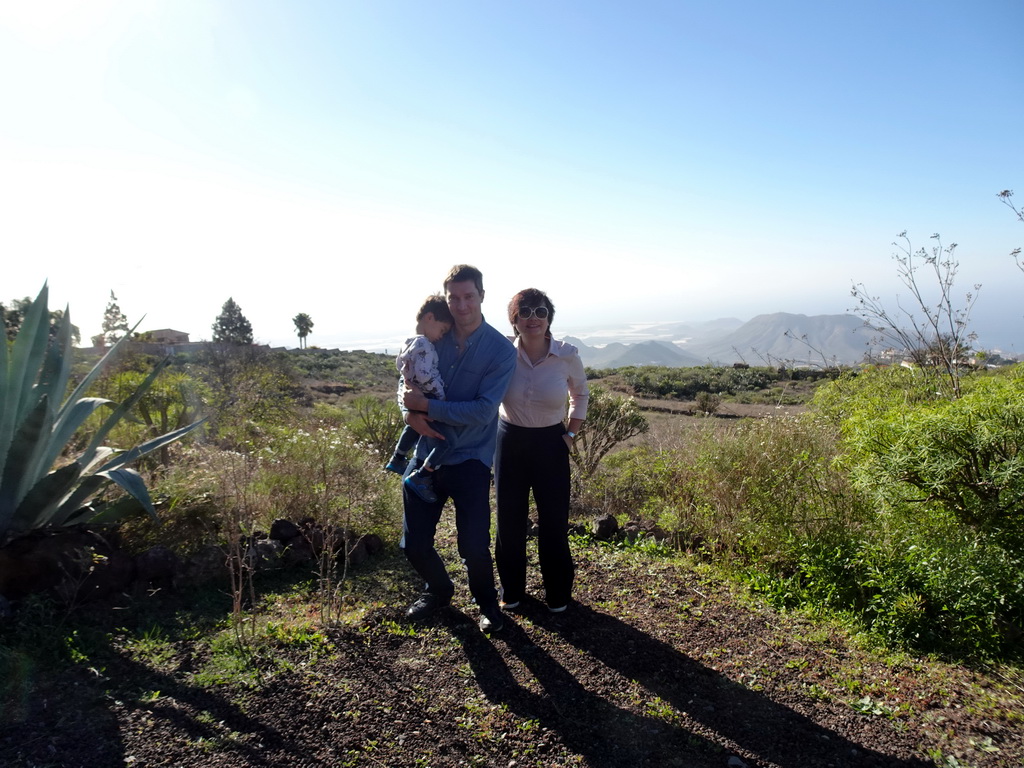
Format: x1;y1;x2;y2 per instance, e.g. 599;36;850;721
2;517;1021;768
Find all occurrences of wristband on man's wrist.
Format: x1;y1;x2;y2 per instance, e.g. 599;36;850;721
566;431;576;439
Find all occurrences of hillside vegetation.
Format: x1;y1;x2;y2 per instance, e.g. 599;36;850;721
2;344;1022;767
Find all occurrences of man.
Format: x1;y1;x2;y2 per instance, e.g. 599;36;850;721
400;264;516;633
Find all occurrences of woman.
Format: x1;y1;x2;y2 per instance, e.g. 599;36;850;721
495;288;589;613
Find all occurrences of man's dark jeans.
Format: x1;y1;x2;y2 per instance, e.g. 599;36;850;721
401;459;498;610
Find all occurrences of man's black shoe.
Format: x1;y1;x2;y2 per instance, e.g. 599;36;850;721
478;606;504;633
405;594;451;621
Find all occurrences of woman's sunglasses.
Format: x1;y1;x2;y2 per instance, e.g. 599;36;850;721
518;306;549;319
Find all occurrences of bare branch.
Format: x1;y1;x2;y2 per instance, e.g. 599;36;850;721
850;232;977;398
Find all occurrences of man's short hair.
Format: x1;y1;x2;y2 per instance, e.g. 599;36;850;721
417;294;454;324
443;265;484;295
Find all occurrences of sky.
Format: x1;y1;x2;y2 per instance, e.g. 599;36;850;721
2;0;1023;353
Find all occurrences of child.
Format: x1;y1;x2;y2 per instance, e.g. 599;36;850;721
385;295;453;503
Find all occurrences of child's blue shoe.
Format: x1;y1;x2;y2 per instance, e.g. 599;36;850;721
404;470;437;503
385;455;408;475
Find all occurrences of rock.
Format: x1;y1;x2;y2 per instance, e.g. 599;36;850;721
281;536;315;566
342;536;369;567
303;525;328;556
246;539;284;571
65;546;136;603
592;514;619;540
360;533;384;556
178;545;226;586
0;516;388;604
622;520;643;542
270;518;301;543
134;545;180;589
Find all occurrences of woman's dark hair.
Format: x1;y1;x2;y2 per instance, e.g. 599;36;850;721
416;294;453;324
507;288;554;337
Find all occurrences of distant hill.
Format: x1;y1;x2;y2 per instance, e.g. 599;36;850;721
565;338;706;368
568;313;874;368
688;313;873;366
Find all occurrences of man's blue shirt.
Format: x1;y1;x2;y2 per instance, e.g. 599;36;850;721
414;317;516;469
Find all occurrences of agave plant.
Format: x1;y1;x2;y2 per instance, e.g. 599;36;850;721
0;284;205;547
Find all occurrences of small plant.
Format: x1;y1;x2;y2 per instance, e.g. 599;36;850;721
969;736;1001;754
571;386;649;491
250;419;400;627
694;391;722;416
264;619;330;648
192;629;264;688
998;189;1023;274
927;749;974;768
124;625;176;668
380;619;418;637
850;695;892;717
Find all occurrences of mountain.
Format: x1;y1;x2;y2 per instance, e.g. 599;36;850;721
566;313;874;368
687;313;873;366
565;338;706;369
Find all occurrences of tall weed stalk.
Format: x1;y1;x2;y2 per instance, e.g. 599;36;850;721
221;450;262;672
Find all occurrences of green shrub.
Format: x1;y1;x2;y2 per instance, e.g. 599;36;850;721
766;362;1024;658
84;368;211;468
191;345;299;447
287;349;394;389
618;365;782;399
596;414;866;561
606;365;841;402
137;417;402;558
694;391;722;415
592;391;1024;659
775;524;1024;658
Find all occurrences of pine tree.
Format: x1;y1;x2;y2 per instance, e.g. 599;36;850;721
293;312;314;349
101;291;131;345
212;297;254;345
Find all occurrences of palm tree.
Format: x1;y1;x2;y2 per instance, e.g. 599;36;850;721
293;312;314;349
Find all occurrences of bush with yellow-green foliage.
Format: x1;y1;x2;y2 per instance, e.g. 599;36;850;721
802;364;1024;657
813;364;1024;543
